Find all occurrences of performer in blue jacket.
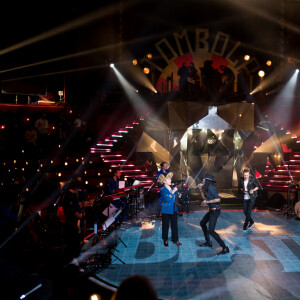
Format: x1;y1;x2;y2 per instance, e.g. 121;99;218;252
156;162;170;185
157;172;182;247
156;162;171;213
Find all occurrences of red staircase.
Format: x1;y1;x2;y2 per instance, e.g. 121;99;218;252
90;118;154;186
261;152;300;191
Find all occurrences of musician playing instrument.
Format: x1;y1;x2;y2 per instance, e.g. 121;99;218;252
198;174;229;255
157;172;182;247
156;162;170;187
105;169;122;195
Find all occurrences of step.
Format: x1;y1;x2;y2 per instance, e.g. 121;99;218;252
96;142;113;147
111;134;123;138
265;183;288;188
110;164;136;168
100;154;124;158
90;148;111;153
120;169;145;173
118;129;129;133
282;165;300;169
123;174;149;178
102;159;127;163
110;164;146;171
263;186;288;192
273;175;298;180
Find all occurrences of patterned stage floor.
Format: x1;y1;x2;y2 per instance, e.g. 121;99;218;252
95;211;300;300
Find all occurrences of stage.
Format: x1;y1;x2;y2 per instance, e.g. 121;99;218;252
95;210;300;300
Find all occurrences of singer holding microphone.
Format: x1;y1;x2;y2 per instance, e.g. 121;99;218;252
157;172;182;247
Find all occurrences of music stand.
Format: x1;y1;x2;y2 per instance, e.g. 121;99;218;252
101;203;127;264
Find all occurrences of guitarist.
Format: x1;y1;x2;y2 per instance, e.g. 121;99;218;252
198;174;229;255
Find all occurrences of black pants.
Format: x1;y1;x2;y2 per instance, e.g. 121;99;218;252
162;213;178;242
243;199;255;226
200;209;225;248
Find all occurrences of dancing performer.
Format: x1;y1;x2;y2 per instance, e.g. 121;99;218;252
198;174;229;255
157;172;182;247
240;168;259;230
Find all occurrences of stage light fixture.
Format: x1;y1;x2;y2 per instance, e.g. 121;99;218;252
143;67;150;74
110;63;114;68
244;55;250;61
132;59;138;66
90;294;100;300
147;53;152;59
266;60;272;66
297;69;299;73
258;70;265;77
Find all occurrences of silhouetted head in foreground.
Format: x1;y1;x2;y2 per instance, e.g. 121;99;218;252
112;275;158;300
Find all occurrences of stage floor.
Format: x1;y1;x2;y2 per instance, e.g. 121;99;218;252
95;211;300;299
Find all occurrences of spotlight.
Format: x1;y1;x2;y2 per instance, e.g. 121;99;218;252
147;53;152;59
110;63;114;68
244;55;250;61
136;90;139;93
296;69;299;73
90;294;101;300
132;59;138;66
143;67;150;74
266;60;272;66
258;70;265;78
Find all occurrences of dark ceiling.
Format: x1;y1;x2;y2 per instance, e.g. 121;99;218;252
0;0;300;103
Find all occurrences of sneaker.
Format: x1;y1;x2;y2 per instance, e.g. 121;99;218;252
199;241;212;248
248;220;254;229
243;224;247;231
217;246;230;255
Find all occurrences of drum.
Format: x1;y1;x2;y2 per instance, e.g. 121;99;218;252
295;201;300;218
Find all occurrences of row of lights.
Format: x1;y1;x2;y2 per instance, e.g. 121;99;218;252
2;156;102;169
138;54;271;77
244;55;272;78
133;53;152;74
